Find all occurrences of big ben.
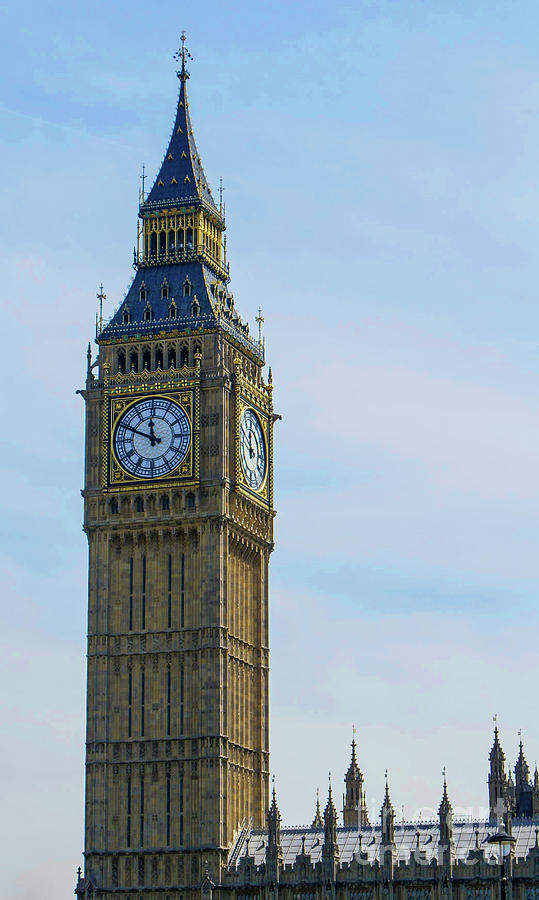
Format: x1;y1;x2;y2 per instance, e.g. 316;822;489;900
77;35;275;899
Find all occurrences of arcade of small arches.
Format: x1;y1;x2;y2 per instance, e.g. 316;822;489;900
115;338;202;374
107;490;197;517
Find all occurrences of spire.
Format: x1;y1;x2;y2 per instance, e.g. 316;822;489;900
489;721;508;824
143;33;220;216
438;769;453;847
515;734;531;788
312;788;323;828
343;728;370;827
266;778;283;879
322;775;340;874
380;771;395;845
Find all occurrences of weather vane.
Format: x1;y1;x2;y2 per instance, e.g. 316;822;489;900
174;31;193;80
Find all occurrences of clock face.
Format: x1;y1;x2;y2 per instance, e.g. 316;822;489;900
113;397;191;479
239;407;266;490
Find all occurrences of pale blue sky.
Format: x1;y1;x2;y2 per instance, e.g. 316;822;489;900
2;1;539;897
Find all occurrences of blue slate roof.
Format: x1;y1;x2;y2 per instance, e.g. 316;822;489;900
99;262;220;341
142;70;220;216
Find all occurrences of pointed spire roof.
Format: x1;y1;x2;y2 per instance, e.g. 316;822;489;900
267;777;281;829
380;771;395;846
490;722;505;761
142;33;220;217
515;734;531;785
439;768;452;814
346;731;362;781
324;775;338;822
312;788;323;828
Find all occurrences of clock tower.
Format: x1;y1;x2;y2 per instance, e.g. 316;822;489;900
78;37;275;898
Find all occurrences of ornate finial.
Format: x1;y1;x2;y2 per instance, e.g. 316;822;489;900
442;766;447;788
174;31;193;81
272;773;276;802
493;713;498;732
77;866;82;880
301;834;306;854
140;163;146;204
328;771;332;795
256;307;264;344
96;284;106;335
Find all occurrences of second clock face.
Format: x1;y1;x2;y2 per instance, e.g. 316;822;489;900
239;407;266;490
113;397;191;479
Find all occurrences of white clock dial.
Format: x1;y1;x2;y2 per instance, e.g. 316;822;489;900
239;407;266;490
113;396;191;479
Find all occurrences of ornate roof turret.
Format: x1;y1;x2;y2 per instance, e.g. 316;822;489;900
142;32;220;216
97;36;264;363
312;788;323;828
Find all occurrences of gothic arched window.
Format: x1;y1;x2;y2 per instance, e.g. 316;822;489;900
161;282;169;300
110;499;119;514
129;350;138;372
159;231;166;255
168;300;177;319
142;347;151;370
135;497;144;513
161;495;170;511
117;351;126;373
187;492;195;509
155;347;163;369
122;307;131;325
139;284;147;302
143;303;153;322
167;346;176;368
180;345;188;367
183;278;191;297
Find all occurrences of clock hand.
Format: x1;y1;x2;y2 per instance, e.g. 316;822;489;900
248;430;255;458
119;422;161;445
147;418;162;447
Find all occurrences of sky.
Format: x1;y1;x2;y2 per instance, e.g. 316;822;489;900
2;0;539;896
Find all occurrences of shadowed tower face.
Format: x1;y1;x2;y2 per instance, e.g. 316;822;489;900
78;35;276;898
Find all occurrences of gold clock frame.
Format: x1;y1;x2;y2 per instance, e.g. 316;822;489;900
101;368;200;491
233;358;273;507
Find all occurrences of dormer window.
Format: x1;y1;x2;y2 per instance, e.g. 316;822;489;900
144;302;153;322
139;284;147;302
161;281;169;301
122;307;131;325
168;300;177;319
191;296;200;317
183;278;191;297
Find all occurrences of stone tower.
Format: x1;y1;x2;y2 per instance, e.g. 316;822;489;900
78;36;276;898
